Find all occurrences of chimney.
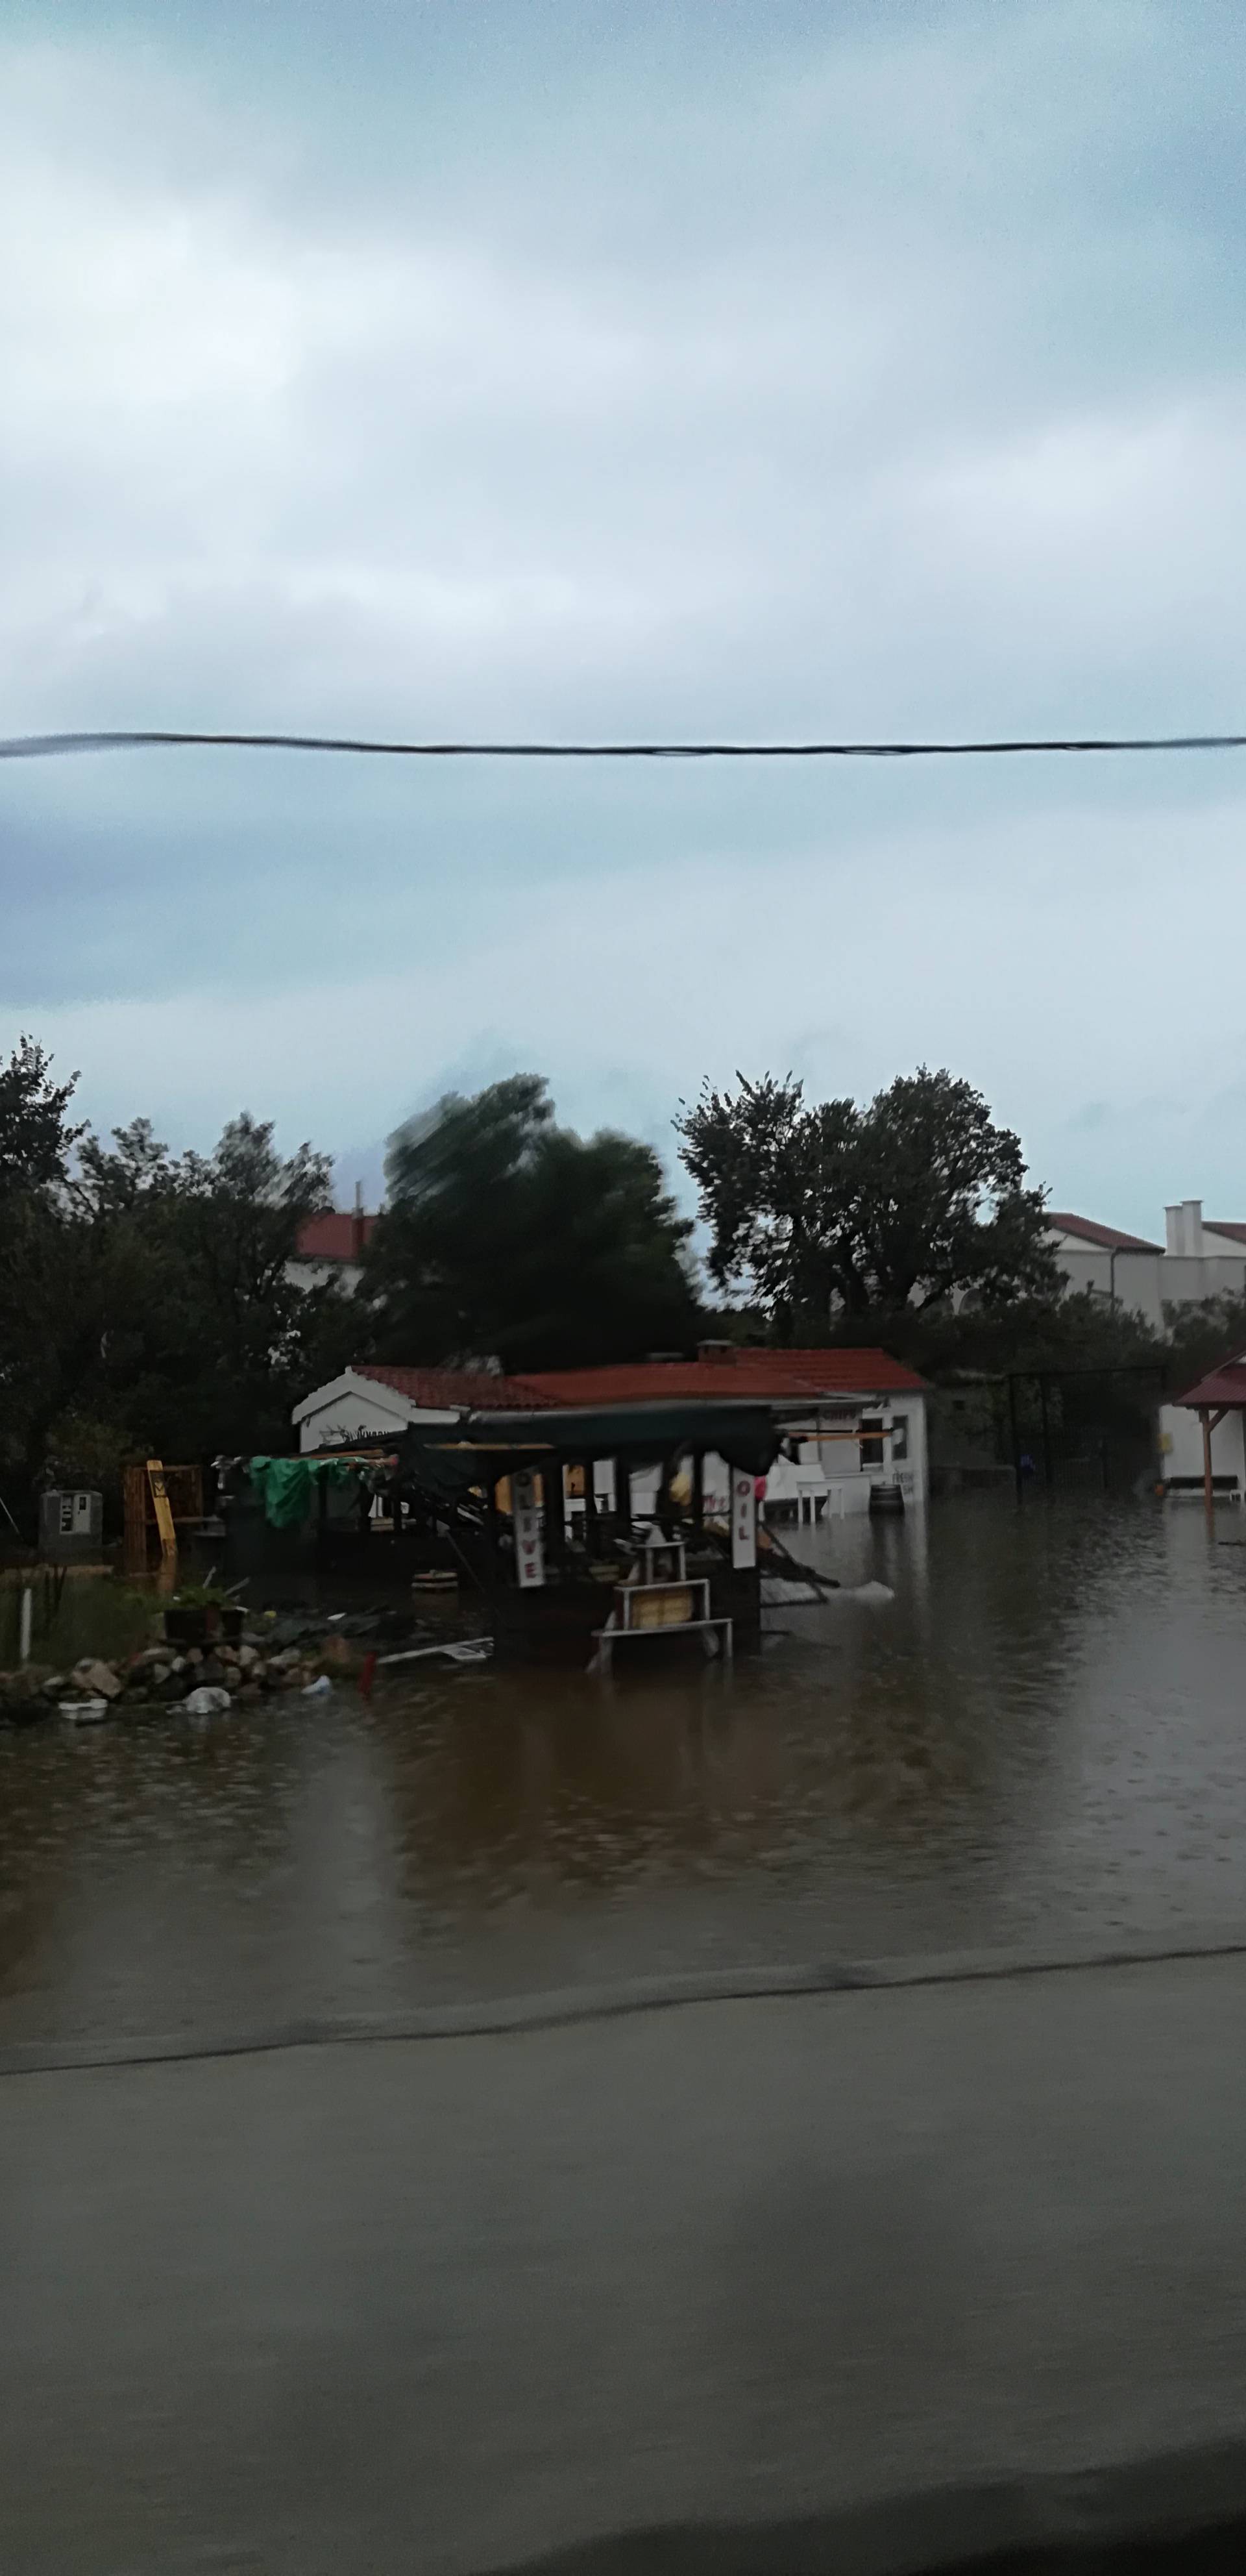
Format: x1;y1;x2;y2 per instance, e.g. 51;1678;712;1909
1166;1198;1203;1256
352;1180;366;1263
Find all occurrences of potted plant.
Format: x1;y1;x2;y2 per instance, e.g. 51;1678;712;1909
162;1583;245;1648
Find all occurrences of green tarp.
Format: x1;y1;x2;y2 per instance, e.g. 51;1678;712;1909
249;1455;362;1529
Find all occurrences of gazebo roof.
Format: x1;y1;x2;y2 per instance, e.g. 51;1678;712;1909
1175;1354;1246;1410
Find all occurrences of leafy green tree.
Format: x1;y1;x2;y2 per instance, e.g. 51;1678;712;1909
1;1040;352;1517
676;1065;1056;1335
365;1075;700;1370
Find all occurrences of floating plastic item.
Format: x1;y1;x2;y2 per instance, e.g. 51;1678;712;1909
59;1698;109;1723
301;1674;334;1696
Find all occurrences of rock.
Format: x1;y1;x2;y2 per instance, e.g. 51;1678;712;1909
316;1634;358;1673
71;1659;123;1701
6;1665;53;1699
271;1646;303;1670
237;1681;262;1703
183;1685;231;1716
149;1662;171;1687
199;1657;227;1690
236;1644;260;1670
184;1646;204;1668
41;1673;69;1700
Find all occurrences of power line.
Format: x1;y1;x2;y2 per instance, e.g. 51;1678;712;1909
3;726;1246;763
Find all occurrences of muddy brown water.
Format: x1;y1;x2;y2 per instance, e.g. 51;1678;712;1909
3;1498;1245;2046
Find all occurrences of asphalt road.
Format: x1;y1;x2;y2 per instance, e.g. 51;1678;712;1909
4;1950;1246;2574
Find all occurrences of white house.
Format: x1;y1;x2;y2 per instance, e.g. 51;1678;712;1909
292;1363;544;1452
286;1206;377;1296
294;1349;930;1518
1046;1200;1246;1330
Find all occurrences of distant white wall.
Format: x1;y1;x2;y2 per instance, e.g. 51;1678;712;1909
1049;1217;1246;1330
286;1257;365;1295
1158;1402;1246;1495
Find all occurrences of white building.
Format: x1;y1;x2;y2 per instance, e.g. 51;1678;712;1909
293;1363;539;1451
1047;1200;1246;1330
286;1208;377;1296
293;1350;929;1518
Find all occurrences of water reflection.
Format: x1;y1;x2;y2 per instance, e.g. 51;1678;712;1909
3;1499;1245;2044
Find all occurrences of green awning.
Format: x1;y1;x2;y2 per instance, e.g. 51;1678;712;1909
397;1402;781;1503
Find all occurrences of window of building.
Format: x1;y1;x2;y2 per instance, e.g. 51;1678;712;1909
859;1417;885;1467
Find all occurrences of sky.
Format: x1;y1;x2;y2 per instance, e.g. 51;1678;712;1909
3;0;1246;1233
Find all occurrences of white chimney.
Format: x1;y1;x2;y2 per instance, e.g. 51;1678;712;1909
1166;1199;1203;1255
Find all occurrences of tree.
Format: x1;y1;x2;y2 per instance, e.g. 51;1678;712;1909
676;1065;1056;1335
0;1052;352;1520
0;1035;81;1202
81;1113;348;1457
365;1076;700;1370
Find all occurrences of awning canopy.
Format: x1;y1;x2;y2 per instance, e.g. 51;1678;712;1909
397;1400;782;1504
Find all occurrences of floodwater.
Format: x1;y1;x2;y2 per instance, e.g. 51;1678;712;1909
3;1498;1245;2046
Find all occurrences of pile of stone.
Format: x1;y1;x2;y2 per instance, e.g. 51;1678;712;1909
0;1629;362;1723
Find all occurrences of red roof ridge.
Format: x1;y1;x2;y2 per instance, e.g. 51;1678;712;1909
522;1348;927;1402
348;1360;562;1409
1174;1351;1246;1409
1046;1211;1162;1254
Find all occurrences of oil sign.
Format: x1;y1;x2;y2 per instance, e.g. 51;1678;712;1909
731;1472;757;1568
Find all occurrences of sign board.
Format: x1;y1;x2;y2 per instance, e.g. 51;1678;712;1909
731;1472;757;1568
513;1469;546;1589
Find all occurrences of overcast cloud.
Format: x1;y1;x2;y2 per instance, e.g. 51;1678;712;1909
3;0;1245;1230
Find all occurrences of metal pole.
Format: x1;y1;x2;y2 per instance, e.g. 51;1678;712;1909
1008;1373;1022;1500
1038;1374;1053;1489
19;1585;33;1666
1203;1410;1215;1520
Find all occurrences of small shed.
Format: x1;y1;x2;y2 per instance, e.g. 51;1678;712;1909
1160;1354;1246;1505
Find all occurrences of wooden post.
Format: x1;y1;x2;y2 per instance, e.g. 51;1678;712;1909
1203;1407;1230;1519
543;1459;565;1566
691;1448;705;1530
1007;1374;1022;1500
1038;1373;1052;1489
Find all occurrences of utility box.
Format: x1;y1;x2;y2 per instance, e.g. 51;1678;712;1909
40;1488;104;1562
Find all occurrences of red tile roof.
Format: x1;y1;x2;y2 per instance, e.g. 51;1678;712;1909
349;1361;556;1411
296;1211;378;1263
1204;1220;1246;1247
1046;1212;1162;1253
522;1348;925;1404
1175;1356;1246;1410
